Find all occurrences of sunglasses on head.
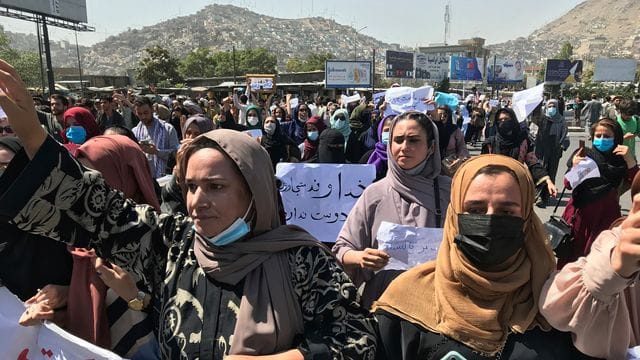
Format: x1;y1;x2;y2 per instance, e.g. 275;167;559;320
0;126;13;134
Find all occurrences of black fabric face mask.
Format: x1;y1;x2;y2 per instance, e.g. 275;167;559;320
454;214;525;270
498;120;516;137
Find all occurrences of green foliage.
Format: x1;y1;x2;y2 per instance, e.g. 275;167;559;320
286;52;333;72
0;26;41;87
179;48;216;78
557;42;573;60
137;45;183;86
212;47;277;76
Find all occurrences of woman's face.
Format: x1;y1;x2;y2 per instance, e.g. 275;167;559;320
264;117;276;126
382;118;392;133
594;125;614;140
306;123;318;132
390;119;431;170
274;108;284;118
185;147;252;237
436;109;448;123
463;172;522;217
298;106;309;119
247;109;259;118
66;116;78;126
184;122;202;140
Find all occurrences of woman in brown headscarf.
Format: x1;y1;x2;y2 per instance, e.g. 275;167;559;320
0;59;376;359
373;155;596;359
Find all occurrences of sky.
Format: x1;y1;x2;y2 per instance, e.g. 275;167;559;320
1;0;585;48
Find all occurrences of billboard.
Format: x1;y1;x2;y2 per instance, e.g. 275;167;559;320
449;56;484;81
0;0;88;23
544;59;583;83
593;58;637;82
325;60;372;88
487;58;525;83
414;54;449;82
386;50;414;78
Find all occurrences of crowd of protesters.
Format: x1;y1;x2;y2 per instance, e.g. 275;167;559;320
3;58;640;359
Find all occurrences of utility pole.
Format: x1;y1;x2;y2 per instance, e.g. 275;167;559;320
232;45;237;85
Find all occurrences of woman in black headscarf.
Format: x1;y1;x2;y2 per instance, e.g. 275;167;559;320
261;115;298;168
306;128;346;164
481;107;557;204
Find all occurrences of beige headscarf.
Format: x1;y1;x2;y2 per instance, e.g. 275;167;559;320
186;129;324;355
373;154;556;356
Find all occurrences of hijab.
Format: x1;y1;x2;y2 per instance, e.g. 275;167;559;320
374;155;556;356
62;107;100;141
316;129;346;163
261;118;287;167
77;135;160;211
302;116;326;161
0;136;22;155
189;129;325;355
181;114;215;137
244;105;263;130
367;114;393;178
330;108;351;150
493;108;525;159
436;107;458;157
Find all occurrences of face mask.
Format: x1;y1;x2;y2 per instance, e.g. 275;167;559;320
546;107;557;117
454;214;525;270
333;119;347;129
247;116;259;126
264;122;276;135
381;131;390;145
66;126;87;144
500;101;507;107
498;120;516;137
307;131;319;141
195;200;253;247
593;137;615;152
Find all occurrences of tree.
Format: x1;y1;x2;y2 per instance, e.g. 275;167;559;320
179;48;216;78
286;52;333;72
212;48;277;76
557;42;573;60
137;45;183;86
0;26;41;87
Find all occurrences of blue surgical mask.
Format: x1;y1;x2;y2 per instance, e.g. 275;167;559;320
333;119;347;129
381;131;390;145
593;137;615;152
307;131;319;141
66;126;87;144
546;107;557;117
195;200;254;247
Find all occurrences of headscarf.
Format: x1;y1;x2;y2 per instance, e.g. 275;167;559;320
183;100;203;115
386;112;442;209
436;107;458;157
374;155;556;356
367;114;393;177
301;116;326;161
316;129;346;163
181;114;215;137
244;105;263;130
330;108;351;150
493;107;525;159
77;135;160;211
155;104;171;121
261;118;287;167
349;102;369;130
62;107;100;140
190;129;325;355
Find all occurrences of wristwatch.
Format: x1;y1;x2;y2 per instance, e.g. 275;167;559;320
127;290;150;311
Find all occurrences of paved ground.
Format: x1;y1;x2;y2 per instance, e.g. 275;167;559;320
467;121;637;222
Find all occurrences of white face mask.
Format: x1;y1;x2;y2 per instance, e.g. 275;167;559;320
276;117;283;122
264;122;276;134
247;116;259;126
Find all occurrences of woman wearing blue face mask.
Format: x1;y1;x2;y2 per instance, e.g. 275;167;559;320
558;117;638;268
330;108;363;163
298;115;326;161
537;99;568;206
362;114;394;181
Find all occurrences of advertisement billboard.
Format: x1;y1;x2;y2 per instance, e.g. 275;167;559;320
544;59;583;83
386;50;414;78
593;58;637;82
449;56;484;81
0;0;88;23
487;58;525;83
414;54;449;82
325;61;372;88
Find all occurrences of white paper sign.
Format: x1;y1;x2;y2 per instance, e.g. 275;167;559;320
373;91;386;105
343;93;361;104
243;129;263;138
384;85;435;117
376;221;443;270
289;97;299;110
489;99;499;108
276;163;376;243
628;345;640;359
564;157;601;189
512;83;545;122
0;286;123;359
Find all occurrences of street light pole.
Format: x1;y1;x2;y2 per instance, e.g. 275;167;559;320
354;25;368;61
232;45;237;85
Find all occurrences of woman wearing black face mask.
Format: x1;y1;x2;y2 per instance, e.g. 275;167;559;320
482;108;558;207
373;155;597;360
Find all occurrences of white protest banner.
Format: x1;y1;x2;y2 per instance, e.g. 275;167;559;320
289;97;299;110
276;163;376;243
384;85;435;117
376;221;443;270
0;105;6;119
373;91;386;105
512;83;545;122
246;74;275;93
564;157;600;189
243;129;263;138
0;287;123;359
343;93;361;104
489;99;499;108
